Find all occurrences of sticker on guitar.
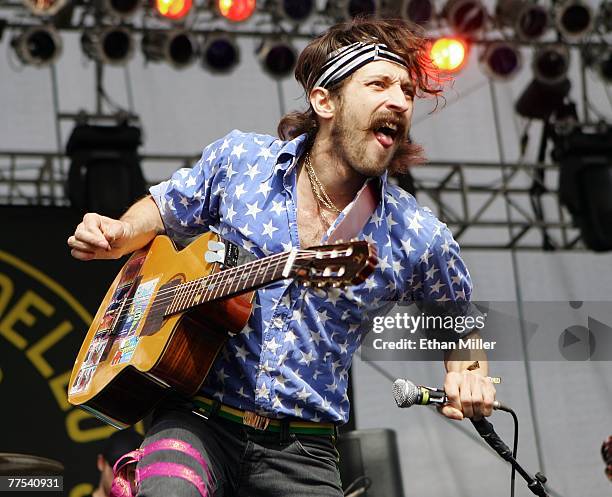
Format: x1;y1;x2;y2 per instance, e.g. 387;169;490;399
115;278;159;339
69;277;159;394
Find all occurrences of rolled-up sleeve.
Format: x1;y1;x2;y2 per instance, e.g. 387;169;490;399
149;130;241;242
409;222;478;339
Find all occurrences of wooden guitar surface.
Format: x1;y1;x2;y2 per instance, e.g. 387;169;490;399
67;233;377;428
68;232;252;428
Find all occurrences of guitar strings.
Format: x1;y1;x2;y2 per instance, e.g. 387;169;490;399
107;251;314;325
113;249;343;320
114;251;289;310
104;249;355;327
107;248;342;313
107;251;291;324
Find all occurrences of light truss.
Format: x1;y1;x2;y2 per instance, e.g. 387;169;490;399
0;150;197;206
409;160;583;250
0;150;583;250
1;0;610;47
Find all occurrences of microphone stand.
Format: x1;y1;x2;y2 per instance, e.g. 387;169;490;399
470;417;549;497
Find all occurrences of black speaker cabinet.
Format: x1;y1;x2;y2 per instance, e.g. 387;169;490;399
337;428;405;497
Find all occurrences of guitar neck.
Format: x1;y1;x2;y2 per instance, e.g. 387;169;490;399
164;251;290;316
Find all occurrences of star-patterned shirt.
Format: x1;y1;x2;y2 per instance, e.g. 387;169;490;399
149;129;472;424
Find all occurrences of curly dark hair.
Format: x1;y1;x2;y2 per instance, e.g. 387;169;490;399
277;17;443;174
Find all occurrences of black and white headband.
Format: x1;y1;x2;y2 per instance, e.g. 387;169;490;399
312;41;408;90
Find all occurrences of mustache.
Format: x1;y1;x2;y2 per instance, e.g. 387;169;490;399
366;112;408;138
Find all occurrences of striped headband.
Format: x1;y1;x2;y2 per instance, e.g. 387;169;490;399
312;41;408;90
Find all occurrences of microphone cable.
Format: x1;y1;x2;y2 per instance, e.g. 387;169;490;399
496;403;519;497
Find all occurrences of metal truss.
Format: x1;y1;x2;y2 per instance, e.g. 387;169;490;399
0;150;197;206
0;0;595;252
1;0;610;47
409;160;583;250
0;150;583;251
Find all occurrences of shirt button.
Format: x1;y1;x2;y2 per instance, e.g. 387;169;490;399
273;317;284;328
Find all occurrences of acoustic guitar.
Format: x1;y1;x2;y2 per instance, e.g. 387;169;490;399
67;231;377;428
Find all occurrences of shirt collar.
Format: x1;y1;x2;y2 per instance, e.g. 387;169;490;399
273;133;391;199
273;133;309;177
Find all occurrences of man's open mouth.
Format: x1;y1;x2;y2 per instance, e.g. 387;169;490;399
373;121;399;148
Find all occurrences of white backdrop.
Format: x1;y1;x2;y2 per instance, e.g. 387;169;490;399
2;11;612;497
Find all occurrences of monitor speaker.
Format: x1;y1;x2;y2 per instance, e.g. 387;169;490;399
337;428;405;497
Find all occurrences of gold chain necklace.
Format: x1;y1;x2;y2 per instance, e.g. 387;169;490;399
304;152;342;214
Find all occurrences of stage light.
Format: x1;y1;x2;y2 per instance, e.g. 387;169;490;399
98;0;141;19
444;0;487;35
142;30;198;69
533;44;570;84
277;0;315;22
325;0;379;20
346;0;378;18
21;0;68;16
217;0;257;22
584;45;612;84
599;1;612;32
515;78;571;120
496;0;549;40
202;34;240;73
257;38;297;79
81;26;135;65
11;25;62;67
516;46;571;119
480;41;522;80
429;37;467;73
67;123;146;218
555;0;594;40
598;51;612;83
555;124;612;251
155;0;193;21
402;0;435;26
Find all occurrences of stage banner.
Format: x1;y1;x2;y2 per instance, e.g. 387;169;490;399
0;206;132;497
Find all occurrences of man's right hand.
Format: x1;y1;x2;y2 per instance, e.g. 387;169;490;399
68;213;132;261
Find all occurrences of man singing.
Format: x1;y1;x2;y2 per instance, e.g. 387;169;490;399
68;17;496;497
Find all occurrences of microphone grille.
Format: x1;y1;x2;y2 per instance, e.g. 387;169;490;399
392;378;419;408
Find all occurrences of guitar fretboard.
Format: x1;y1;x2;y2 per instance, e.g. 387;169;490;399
164;251;290;316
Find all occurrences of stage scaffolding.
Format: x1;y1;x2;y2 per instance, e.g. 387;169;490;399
0;150;581;251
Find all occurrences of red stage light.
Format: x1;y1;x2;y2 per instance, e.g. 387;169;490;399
155;0;192;20
429;37;468;72
217;0;257;22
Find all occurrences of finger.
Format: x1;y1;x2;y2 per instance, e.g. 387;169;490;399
81;214;112;249
444;372;461;413
71;246;120;261
469;374;485;419
460;374;473;419
101;218;125;244
73;226;110;250
68;236;103;253
438;404;463;421
70;248;96;261
482;381;496;417
482;382;495;417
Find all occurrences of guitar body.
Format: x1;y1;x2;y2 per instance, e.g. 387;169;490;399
68;232;253;428
68;232;376;429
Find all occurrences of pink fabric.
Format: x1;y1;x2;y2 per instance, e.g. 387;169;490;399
328;179;379;243
137;462;208;496
109;438;211;497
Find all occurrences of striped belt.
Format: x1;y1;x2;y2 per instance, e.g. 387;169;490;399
192;396;336;436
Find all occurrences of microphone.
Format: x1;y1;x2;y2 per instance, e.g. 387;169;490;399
392;378;503;410
392;379;549;496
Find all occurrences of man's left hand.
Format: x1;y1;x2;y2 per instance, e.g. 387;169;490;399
439;371;496;420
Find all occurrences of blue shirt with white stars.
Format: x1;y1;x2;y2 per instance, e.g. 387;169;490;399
149;129;472;424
